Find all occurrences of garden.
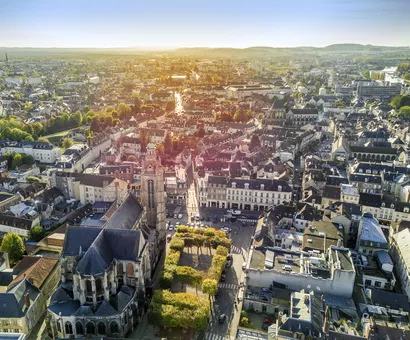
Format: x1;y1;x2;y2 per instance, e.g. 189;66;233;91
148;225;232;333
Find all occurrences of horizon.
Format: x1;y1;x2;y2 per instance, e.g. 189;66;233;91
1;43;409;50
1;0;409;48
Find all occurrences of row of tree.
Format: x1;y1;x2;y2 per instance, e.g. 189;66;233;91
216;108;253;123
2;151;35;170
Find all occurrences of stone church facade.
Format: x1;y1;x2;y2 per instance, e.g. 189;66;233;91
47;144;166;339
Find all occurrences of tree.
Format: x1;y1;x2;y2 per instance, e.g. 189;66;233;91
117;103;132;120
217;110;233;122
197;127;205;138
202;278;218;316
250;135;261;151
140;130;148;153
398;106;410;119
390;96;401;110
11;153;23;169
29;226;45;241
71;111;83;126
37;137;49;143
165;100;175;112
164;133;172;153
62;137;74;149
1;233;24;265
233;109;251;123
128;155;137;162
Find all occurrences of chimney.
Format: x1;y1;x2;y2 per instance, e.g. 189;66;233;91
24;292;30;308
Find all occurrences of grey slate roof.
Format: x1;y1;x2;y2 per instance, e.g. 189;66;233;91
62;226;102;257
48;300;81;317
95;300;118;316
104;194;142;230
0;279;40;318
76;229;142;275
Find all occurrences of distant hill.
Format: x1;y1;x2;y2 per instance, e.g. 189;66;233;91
0;44;408;58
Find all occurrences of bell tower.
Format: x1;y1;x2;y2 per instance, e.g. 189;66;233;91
140;143;166;244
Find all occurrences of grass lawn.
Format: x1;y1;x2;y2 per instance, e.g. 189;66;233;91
43;130;71;144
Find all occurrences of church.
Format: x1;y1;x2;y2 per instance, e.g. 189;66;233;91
47;143;166;339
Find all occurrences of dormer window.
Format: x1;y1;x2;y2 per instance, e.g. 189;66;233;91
391;204;395;209
404;207;409;213
382;202;385;207
278;185;282;192
245;183;249;189
260;184;265;190
232;182;236;188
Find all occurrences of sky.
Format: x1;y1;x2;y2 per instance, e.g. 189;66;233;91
1;0;409;48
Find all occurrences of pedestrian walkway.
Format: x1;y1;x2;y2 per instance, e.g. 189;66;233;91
231;245;242;254
204;332;230;340
218;282;238;290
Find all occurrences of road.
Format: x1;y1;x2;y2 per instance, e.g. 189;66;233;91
204;220;256;340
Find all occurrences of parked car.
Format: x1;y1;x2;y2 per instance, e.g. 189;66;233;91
174;213;178;218
167;235;172;242
242;262;247;270
206;216;210;222
227;254;233;261
262;317;274;329
169;225;174;231
178;213;183;219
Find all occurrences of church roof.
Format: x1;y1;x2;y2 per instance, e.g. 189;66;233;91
76;229;142;275
95;300;118;316
104;194;142;230
271;99;285;109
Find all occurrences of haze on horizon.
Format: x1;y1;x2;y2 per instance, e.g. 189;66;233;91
1;0;409;49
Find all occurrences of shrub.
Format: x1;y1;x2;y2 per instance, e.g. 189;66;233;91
240;317;249;327
169;238;184;251
215;245;229;256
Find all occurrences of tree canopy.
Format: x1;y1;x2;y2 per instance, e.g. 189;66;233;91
1;233;24;265
29;226;45;242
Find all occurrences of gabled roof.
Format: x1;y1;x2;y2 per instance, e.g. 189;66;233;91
95;300;118;316
103;194;142;230
76;228;142;275
8;257;58;290
62;226;102;257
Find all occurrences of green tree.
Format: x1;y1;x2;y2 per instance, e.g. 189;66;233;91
398;106;410;119
71;111;83;127
11;154;23;169
202;278;218;316
1;233;24;265
117;103;132;120
390;96;401;110
27;176;40;183
29;226;45;241
37;137;49;143
233;109;251;123
62;137;74;149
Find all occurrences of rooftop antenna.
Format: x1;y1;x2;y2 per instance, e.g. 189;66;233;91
5;53;8;62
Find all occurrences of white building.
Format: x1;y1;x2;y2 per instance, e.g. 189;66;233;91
246;245;356;298
390;228;410;298
0;141;61;164
198;175;292;211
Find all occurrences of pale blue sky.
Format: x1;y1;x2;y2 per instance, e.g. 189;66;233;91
1;0;409;48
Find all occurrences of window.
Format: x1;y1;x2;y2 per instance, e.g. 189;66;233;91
127;263;134;278
65;322;73;334
375;281;381;288
365;279;372;286
97;322;106;335
76;322;84;335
